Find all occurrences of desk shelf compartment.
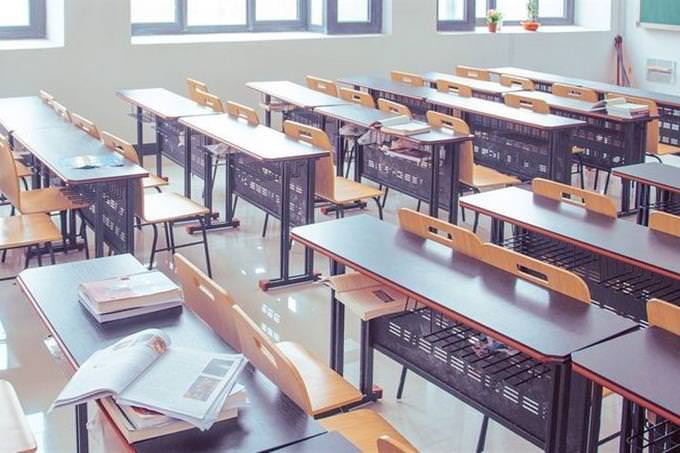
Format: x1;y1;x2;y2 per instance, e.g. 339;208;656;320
625;417;679;453
157;120;206;179
230;154;310;227
648;191;680;217
659;103;680;147
503;230;680;324
371;307;588;452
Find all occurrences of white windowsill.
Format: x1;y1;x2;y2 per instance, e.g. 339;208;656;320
132;30;385;46
439;24;610;36
0;37;63;51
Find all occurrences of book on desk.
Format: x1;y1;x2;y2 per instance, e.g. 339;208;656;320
591;97;650;119
325;272;410;321
370;115;432;136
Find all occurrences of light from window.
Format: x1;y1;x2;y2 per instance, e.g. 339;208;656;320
131;0;176;24
187;0;247;26
438;0;465;21
310;0;324;26
495;0;525;21
338;0;370;22
540;0;564;17
255;0;299;21
0;0;30;26
476;0;487;19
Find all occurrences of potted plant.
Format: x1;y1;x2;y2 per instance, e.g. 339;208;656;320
522;0;540;31
486;9;503;32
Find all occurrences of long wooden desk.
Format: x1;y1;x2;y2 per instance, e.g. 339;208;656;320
13;127;147;257
613;162;680;225
315;103;473;224
573;327;680;452
421;72;523;101
179;113;328;290
17;255;327;453
291;215;636;453
459;186;680;322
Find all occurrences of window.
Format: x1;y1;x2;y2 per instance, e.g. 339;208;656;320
131;0;382;36
0;0;46;39
439;0;573;31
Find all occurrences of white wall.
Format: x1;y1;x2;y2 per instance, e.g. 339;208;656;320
0;0;618;142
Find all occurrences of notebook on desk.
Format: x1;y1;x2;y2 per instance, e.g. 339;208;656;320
370;115;431;136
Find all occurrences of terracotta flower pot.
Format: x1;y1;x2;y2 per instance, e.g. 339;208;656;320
488;22;498;33
521;21;540;31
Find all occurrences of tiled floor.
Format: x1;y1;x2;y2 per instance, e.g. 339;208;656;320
3;154;675;452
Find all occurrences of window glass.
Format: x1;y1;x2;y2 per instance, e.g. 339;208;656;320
131;0;176;23
0;0;30;26
187;0;247;26
338;0;369;22
255;0;299;21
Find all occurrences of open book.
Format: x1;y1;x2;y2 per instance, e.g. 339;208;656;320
53;329;248;431
370;115;431;136
325;273;411;321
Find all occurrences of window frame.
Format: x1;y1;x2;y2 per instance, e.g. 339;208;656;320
437;0;476;32
326;0;382;35
474;0;574;26
0;0;47;40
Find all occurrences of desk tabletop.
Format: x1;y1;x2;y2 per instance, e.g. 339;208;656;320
13;127;148;184
573;327;680;426
291;215;636;361
427;91;585;130
246;81;351;109
489;67;680;108
179;114;330;162
0;96;71;134
613;162;680;195
422;72;522;95
17;255;326;452
117;88;218;120
337;75;436;101
459;187;680;280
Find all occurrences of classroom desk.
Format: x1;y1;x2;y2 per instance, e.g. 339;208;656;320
291;215;637;453
16;255;327;453
0;96;70;136
459;186;680;323
613;162;680;225
489;67;680;149
421;72;523;101
179;113;328;290
428;91;585;184
573;327;680;453
13;127;147;257
315;103;473;224
337;75;436;117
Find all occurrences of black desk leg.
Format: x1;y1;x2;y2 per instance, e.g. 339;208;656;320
359;320;374;394
585;381;603;453
94;185;104;258
490;218;505;245
136;106;144;165
335;119;344;177
155;117;163;178
429;145;441;219
636;183;651;226
184;127;192;199
448;143;461;225
125;180;136;254
264;95;272;127
545;361;571;453
75;403;89;453
329;260;346;372
619;400;634;453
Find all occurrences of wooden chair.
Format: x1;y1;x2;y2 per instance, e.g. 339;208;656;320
100;131;212;276
0;381;37;452
532;178;617;218
0;213;62;279
227;101;260;125
39;89;54;105
187;78;208;102
377;99;412;118
504;93;550;113
647;298;680;336
455;65;491;81
390;71;425;87
51;101;71;122
283;121;384;219
232;305;363;417
174;253;240;351
100;131;167;192
0;134;30;192
500;74;535;91
552;83;599;102
649;211;680;237
306;76;339;97
436;79;473;97
194;90;225;113
71;113;101;139
338;87;376;109
320;410;418;453
427;111;520;231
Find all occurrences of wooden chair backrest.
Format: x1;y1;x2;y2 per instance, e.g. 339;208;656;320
39;89;54;105
455;65;490;81
426;111;474;186
174;253;241;351
377;435;416;453
606;92;659;154
649;211;680;237
377;98;412;118
552;83;598;102
306;76;338;97
51;101;71;122
398;208;484;259
500;74;535;91
0;139;21;210
532;178;617;218
338;87;375;108
187;78;208;102
100;131;144;216
70;113;100;139
504;93;550;114
226;101;259;125
436;79;472;97
194;90;225;113
390;71;425;87
232;305;313;414
647;299;680;336
482;244;591;303
283;121;335;200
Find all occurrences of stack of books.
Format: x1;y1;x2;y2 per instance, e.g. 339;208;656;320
325;272;410;321
78;271;183;323
605;97;650;119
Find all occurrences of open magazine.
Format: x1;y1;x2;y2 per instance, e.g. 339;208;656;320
52;329;248;431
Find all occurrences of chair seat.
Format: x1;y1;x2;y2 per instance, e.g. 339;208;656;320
657;142;680;156
277;341;362;416
320;409;417;453
19;187;89;215
0;214;62;249
321;177;384;205
141;192;209;224
15;161;32;179
465;165;520;190
143;174;169;190
0;381;37;453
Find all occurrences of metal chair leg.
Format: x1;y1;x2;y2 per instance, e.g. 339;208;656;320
416;200;421;212
79;210;89;260
476;415;490;453
163;222;171;250
148;223;158;270
603;170;612;195
593;169;600;192
373;197;384;220
59;211;68;255
199;217;212;278
47;242;56;265
579;157;585;189
381;187;389;209
168;222;176;255
262;214;269;238
473;212;480;234
24;246;32;269
232;196;239;214
20;177;29;191
396;366;407;399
